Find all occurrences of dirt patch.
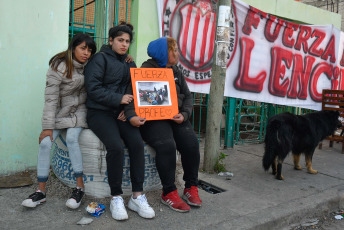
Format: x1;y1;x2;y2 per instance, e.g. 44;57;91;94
0;171;33;188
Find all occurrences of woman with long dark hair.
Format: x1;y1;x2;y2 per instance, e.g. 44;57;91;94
22;33;96;209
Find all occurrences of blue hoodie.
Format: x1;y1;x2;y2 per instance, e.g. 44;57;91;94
147;37;168;68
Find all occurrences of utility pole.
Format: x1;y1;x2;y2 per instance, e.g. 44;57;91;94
203;0;231;172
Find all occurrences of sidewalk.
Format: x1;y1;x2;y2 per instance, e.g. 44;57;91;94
1;141;344;230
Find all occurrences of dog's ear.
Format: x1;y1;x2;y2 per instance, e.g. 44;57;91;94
326;110;340;117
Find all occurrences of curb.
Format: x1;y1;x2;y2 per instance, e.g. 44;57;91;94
205;186;344;230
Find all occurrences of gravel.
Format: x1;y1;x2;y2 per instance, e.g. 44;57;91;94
288;210;344;230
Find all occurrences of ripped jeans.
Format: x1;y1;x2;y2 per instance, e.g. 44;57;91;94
37;128;83;182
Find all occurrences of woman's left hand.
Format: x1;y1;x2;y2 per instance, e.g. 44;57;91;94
171;113;184;124
125;54;134;63
117;110;127;122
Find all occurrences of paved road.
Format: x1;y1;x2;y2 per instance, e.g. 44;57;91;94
1;141;344;229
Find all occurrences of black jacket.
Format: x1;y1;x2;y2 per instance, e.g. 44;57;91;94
124;59;193;121
84;45;136;112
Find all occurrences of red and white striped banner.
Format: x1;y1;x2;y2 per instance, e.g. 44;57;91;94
159;0;217;93
179;2;216;68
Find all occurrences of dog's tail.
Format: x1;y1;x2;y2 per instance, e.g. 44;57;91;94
263;120;281;171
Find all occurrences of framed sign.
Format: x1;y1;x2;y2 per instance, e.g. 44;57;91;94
130;68;179;120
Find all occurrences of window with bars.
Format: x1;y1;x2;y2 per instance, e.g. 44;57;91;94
69;0;131;40
69;0;96;37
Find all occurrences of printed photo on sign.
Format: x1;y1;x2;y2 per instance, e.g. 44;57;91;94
136;81;171;106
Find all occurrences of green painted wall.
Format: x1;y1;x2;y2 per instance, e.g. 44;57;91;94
243;0;341;28
0;0;69;175
130;0;160;67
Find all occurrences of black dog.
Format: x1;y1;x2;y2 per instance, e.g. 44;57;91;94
263;110;341;180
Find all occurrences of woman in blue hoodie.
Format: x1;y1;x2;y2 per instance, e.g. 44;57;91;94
125;37;202;213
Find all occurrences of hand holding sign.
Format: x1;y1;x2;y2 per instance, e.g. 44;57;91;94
171;113;184;124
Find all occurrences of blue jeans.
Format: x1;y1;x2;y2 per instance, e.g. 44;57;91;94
37;128;83;182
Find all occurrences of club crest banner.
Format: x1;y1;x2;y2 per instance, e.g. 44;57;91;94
158;0;344;110
159;0;218;93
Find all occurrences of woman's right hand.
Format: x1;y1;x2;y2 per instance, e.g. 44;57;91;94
121;94;134;104
129;116;146;127
39;129;53;144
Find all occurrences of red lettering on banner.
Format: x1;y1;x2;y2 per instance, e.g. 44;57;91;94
288;55;315;99
264;15;283;42
339;69;344;89
340;50;344;66
234;37;266;92
332;66;340;89
229;0;344;107
268;47;293;97
242;9;261;35
295;26;312;53
321;35;336;63
282;21;299;48
254;7;268;19
309;29;326;57
310;62;333;101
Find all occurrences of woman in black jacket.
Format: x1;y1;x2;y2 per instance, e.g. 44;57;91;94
125;37;202;213
84;23;154;221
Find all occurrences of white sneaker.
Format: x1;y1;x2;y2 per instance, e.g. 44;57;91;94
128;194;155;219
110;196;128;220
65;188;84;209
21;190;46;208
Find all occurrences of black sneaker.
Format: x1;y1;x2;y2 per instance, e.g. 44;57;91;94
66;188;84;209
21;190;46;208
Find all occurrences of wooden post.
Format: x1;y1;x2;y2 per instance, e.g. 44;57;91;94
203;0;231;172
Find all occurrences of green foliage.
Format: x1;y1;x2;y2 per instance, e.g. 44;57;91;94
214;152;228;173
50;171;57;178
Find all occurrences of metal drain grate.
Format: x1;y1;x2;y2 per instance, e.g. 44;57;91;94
198;179;226;194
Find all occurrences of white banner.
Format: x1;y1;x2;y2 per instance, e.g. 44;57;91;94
158;0;344;110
